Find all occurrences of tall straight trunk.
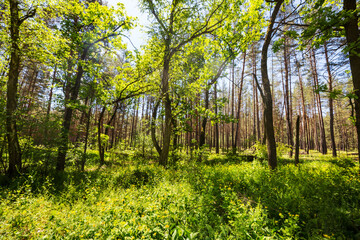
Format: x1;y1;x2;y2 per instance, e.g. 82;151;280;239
324;42;337;157
159;50;172;166
284;37;294;157
295;115;300;165
309;49;327;154
252;49;257;142
130;100;138;147
295;55;310;154
214;82;220;154
311;49;327;154
81;105;92;171
256;84;261;141
151;100;162;156
199;89;209;148
233;52;247;153
45;66;57;141
97;106;106;165
260;0;283;170
343;0;360;163
7;0;27;176
75;97;89;145
231;60;235;147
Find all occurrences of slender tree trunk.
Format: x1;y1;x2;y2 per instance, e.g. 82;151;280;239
231;60;235;148
98;106;106;165
45;66;57;141
295;115;300;165
284;37;294;157
151;100;162;156
252;64;257;142
214;82;220;154
260;0;283;170
295;55;310;154
324;42;337;157
310;49;327;154
343;0;360;163
75;97;88;145
81;105;92;171
199;88;209;148
233;52;247;153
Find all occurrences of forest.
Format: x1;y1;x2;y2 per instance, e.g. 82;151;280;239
1;0;360;238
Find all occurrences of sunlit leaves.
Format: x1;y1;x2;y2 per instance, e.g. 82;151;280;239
299;0;345;49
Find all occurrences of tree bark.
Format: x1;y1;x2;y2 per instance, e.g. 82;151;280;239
284;36;294;157
343;0;360;163
151;100;162;156
199;88;209;148
295;115;300;165
260;0;284;170
6;0;29;176
56;49;87;171
81;105;92;171
324;42;337;157
295;55;310;154
214;82;220;154
233;52;247;153
158;42;172;166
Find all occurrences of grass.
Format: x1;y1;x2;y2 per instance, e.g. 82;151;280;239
0;152;360;239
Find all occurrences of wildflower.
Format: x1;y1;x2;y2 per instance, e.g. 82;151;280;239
165;224;169;228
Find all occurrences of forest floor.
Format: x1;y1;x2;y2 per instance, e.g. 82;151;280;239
0;150;360;239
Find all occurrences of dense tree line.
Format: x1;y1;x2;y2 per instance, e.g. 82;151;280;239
0;0;358;176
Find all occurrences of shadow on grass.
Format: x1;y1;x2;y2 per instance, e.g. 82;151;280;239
185;158;360;238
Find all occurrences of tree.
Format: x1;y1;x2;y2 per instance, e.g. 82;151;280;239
300;0;359;160
55;0;134;171
343;0;360;162
259;0;284;170
6;0;37;176
141;0;233;166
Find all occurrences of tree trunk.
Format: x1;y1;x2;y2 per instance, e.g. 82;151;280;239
7;0;23;176
81;105;92;171
97;106;106;165
324;42;337;157
199;88;209;148
284;36;294;157
310;49;327;154
159;49;172;166
56;49;88;171
233;52;247;153
151;100;162;156
295;115;300;165
295;55;310;154
214;82;220;154
260;0;283;170
231;60;235;148
343;0;360;163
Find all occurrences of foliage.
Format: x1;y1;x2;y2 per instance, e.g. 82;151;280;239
1;155;360;238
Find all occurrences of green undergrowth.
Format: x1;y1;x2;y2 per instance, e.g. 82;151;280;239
1;154;360;239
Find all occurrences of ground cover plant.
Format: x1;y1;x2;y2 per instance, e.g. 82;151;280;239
1;152;360;239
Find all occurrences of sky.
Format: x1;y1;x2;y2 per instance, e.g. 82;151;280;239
107;0;149;51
